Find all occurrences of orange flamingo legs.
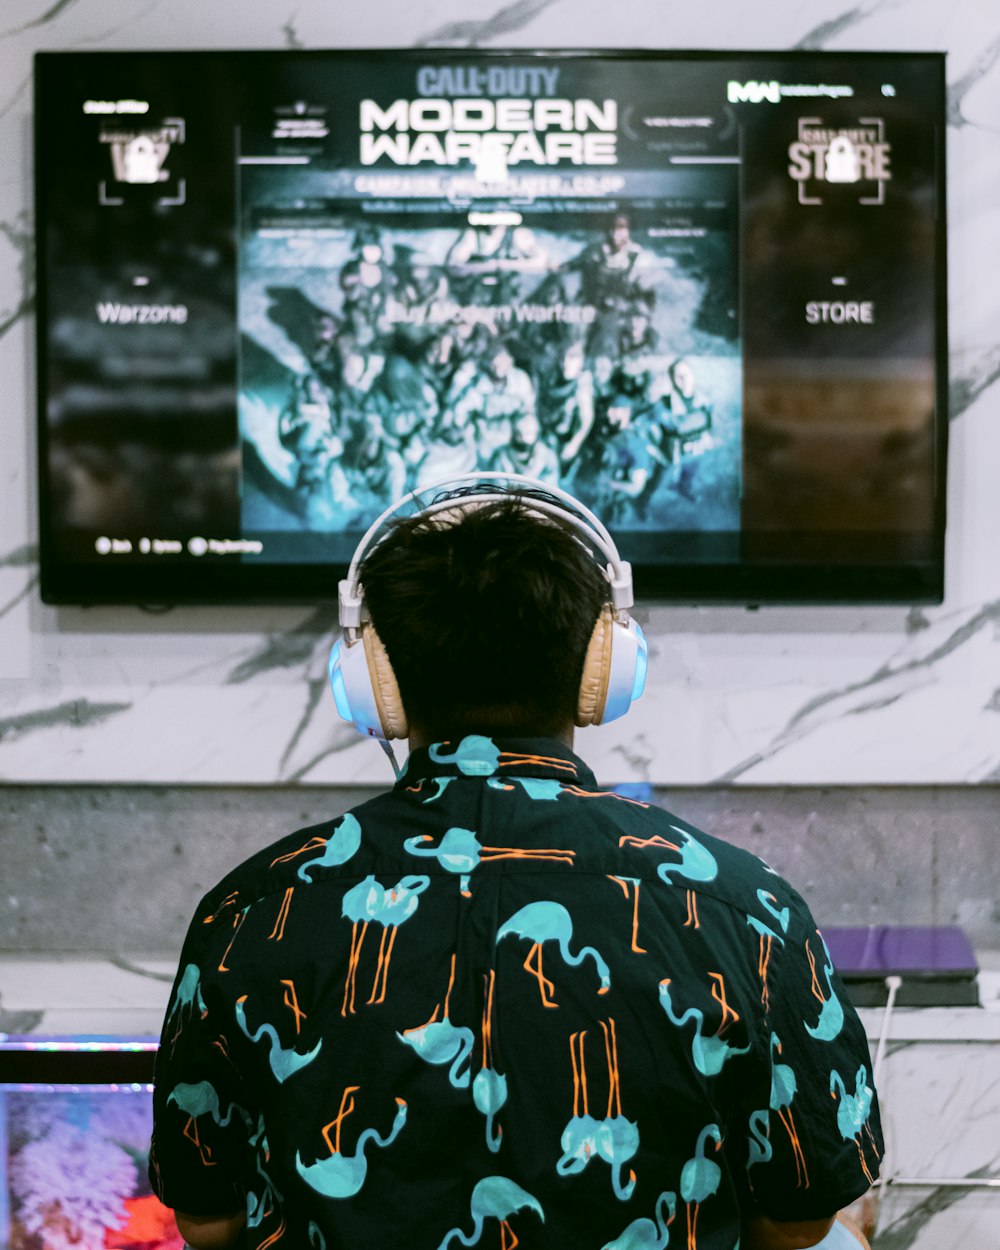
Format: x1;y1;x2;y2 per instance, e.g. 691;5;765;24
687;1201;700;1250
523;942;558;1008
281;978;306;1034
182;1117;214;1167
500;1220;519;1250
256;1213;287;1250
600;1018;623;1119
482;970;496;1066
778;1106;809;1189
618;834;681;852
269;887;294;941
758;935;773;1011
367;925;399;1005
569;1030;590;1118
217;909;247;973
322;1086;360;1156
709;972;740;1032
342;921;368;1016
609;877;647;954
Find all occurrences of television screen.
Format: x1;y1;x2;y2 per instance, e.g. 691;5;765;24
0;1037;174;1249
34;49;947;604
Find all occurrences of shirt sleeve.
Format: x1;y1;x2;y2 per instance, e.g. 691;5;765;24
148;899;252;1216
734;885;884;1222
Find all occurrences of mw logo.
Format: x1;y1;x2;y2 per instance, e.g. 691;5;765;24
727;80;781;105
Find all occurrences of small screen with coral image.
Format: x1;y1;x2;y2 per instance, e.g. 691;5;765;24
0;1082;181;1250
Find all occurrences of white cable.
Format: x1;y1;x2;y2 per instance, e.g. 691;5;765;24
873;974;902;1086
869;973;902;1195
378;738;402;780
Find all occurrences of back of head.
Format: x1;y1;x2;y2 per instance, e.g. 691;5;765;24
359;494;608;740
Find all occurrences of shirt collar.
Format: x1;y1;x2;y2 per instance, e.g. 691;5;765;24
397;735;596;788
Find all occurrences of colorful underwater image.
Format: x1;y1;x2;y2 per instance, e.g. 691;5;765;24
1;1086;182;1250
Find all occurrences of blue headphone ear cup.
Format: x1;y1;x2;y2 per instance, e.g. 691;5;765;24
576;609;648;726
328;626;408;740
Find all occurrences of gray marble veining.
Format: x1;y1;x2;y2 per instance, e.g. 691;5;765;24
793;1;904;51
718;600;1000;782
417;0;563;47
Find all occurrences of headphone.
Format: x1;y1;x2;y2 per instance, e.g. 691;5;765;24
328;473;648;741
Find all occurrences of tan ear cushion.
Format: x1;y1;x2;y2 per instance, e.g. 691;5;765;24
576;605;614;727
362;623;409;740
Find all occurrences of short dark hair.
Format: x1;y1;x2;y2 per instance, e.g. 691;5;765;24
360;493;608;738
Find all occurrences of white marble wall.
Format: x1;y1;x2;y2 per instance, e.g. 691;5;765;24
1;0;999;785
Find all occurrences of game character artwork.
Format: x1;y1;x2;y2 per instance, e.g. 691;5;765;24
238;204;741;547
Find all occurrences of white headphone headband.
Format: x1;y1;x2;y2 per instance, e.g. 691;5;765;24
339;473;633;633
330;473;647;747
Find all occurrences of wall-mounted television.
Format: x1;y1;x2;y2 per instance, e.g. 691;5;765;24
34;49;947;604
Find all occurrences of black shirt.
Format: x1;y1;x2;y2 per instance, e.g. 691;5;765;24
150;736;882;1249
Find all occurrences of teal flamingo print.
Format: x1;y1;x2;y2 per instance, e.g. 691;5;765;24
405;827;483;894
341;877;378;1014
756;889;790;933
513;777;564;800
245;1115;284;1237
405;776;455;802
437;1175;544;1249
295;814;362;880
619;829;718;928
557;1020;639;1201
557;1112;601;1182
746;891;790;1012
657;974;751;1076
235;994;322;1083
830;1065;878;1185
658;829;718;928
556;1032;600;1187
597;1116;641;1201
497;900;611;1006
473;1068;508;1154
769;1033;808;1188
473;968;508;1152
747;1108;773;1171
398;953;476;1089
166;1080;245;1165
487;775;565;800
680;1124;722;1250
340;874;431;1013
165;963;206;1052
296;1087;408;1199
805;936;844;1042
405;827;574;896
429;736;502;775
602;1191;677;1249
267;816;362;879
745;912;786;945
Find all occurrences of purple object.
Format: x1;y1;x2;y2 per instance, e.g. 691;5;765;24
822;925;978;978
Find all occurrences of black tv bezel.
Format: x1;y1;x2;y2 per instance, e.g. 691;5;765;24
33;47;949;607
0;1038;158;1085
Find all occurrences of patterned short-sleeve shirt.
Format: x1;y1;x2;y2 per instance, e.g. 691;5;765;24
150;736;882;1249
